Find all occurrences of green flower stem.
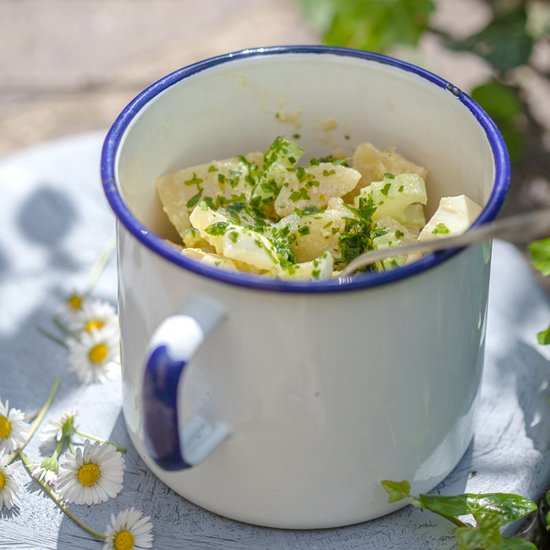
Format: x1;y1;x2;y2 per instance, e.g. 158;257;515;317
36;326;69;350
51;436;65;462
75;430;127;453
83;237;116;296
24;410;39;423
18;451;107;541
52;317;81;341
7;378;61;464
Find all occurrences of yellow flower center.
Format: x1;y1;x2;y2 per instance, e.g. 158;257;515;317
77;463;100;487
0;471;5;491
88;343;109;364
67;294;83;310
0;415;11;439
85;320;105;333
114;530;135;550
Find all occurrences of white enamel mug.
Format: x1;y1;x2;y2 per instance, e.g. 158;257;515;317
101;46;509;529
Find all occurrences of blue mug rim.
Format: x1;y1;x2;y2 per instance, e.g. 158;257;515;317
101;45;510;294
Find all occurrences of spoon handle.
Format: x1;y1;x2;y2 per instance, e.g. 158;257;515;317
340;207;550;278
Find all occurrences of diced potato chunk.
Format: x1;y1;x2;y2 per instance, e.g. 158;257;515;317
189;203;278;272
181;228;216;253
274;163;361;217
348;142;428;199
397;204;426;230
251;137;304;214
188;202;335;279
275;252;333;281
418;195;482;241
181;248;238;271
374;216;420;243
276;198;352;262
221;227;278;272
156;152;262;237
356;173;427;228
372;216;418;269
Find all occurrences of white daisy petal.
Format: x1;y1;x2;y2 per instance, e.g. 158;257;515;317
56;440;124;505
68;325;120;384
104;507;153;550
68;299;119;335
39;409;78;443
32;457;59;484
0;456;21;510
0;400;31;454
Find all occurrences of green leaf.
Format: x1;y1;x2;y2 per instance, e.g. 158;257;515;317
418;494;471;525
537;325;550;345
380;480;410;502
455;514;502;550
528;237;550;276
417;493;536;528
455;513;535;549
447;8;533;72
471;81;522;121
465;494;537;525
471;81;524;163
301;0;434;53
298;0;336;31
499;538;537;550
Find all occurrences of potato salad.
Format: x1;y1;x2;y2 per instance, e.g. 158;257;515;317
156;137;482;280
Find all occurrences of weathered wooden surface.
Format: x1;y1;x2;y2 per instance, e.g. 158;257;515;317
0;133;549;548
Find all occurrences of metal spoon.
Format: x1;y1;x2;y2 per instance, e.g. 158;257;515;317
339;207;550;280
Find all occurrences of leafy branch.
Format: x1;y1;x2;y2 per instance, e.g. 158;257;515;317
381;480;537;549
299;0;550;170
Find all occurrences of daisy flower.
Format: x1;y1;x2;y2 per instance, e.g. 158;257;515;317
68;325;120;384
32;456;59;484
40;409;78;443
104;507;153;550
61;291;86;323
56;440;124;505
0;400;30;454
68;299;118;335
0;456;21;510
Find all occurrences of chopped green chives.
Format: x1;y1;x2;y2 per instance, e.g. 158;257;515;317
432;222;451;235
186;189;203;208
381;183;392;196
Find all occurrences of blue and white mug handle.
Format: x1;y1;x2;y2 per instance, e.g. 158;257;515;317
142;297;229;471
